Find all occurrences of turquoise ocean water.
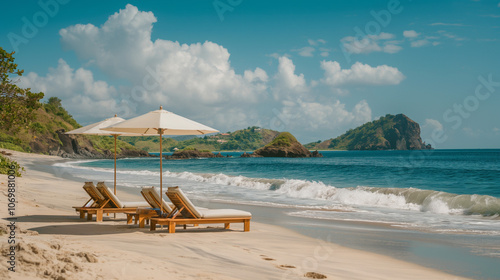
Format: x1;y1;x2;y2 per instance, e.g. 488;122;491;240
53;149;500;278
56;149;500;233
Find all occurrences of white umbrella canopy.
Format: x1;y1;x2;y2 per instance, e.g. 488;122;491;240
101;107;218;135
66;115;127;136
66;115;144;195
101;106;219;215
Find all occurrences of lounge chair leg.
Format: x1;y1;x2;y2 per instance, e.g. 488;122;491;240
244;220;250;232
139;217;145;228
150;220;157;231
224;223;230;229
126;214;133;224
168;221;176;233
183;224;187;229
79;211;86;219
87;213;93;221
96;210;103;222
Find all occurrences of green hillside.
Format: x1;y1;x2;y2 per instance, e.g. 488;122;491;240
120;126;280;152
263;132;296;148
0;97;142;156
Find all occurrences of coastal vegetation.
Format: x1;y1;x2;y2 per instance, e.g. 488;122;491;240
0;48;44;133
120;126;280;152
0;48;146;164
264;132;295;147
0;96;142;157
0;151;23;177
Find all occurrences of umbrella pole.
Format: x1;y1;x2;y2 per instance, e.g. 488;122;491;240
114;135;117;195
114;134;117;219
159;129;163;217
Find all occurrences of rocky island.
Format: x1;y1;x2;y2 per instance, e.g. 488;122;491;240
306;114;432;150
165;149;224;159
252;132;322;158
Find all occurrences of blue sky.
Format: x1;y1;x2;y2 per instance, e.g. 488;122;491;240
1;0;499;148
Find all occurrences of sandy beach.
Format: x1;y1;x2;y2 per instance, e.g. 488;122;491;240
0;150;470;280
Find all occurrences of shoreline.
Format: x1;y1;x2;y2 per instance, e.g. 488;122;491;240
1;150;472;279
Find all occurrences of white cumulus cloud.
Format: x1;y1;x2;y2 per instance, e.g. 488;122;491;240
297;46;315;57
19;59;120;122
423;119;444;131
278;99;372;133
21;4;382;142
411;39;431;47
340;32;403;54
273;56;307;99
403;30;420;38
307;39;326;46
57;4;269;128
420;119;444;143
320;61;405;87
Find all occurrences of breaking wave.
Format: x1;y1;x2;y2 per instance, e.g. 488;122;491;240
161;169;500;217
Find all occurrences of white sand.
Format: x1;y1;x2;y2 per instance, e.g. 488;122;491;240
0;150;470;280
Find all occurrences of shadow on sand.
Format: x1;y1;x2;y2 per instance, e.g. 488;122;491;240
11;215;239;236
24;222;146;236
9;215;127;223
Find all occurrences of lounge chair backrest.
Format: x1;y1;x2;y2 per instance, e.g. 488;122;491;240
141;187;172;213
83;182;106;207
96;182;124;208
166;186;202;218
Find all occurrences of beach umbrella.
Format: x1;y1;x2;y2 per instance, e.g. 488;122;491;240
66;115;143;195
101;106;218;215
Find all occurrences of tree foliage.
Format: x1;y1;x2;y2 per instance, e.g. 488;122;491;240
0;47;44;132
0;153;24;177
44;97;80;128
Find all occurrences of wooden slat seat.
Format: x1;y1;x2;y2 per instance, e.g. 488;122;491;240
149;186;251;233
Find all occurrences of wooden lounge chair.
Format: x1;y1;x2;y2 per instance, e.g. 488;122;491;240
75;182;149;222
140;187;173;215
150;186;251;233
125;187;175;228
73;182;109;219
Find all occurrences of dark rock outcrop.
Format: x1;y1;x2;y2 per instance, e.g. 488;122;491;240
252;132;322;158
240;152;252;158
383;114;431;150
311;150;323;157
29;129;149;158
165;149;222;159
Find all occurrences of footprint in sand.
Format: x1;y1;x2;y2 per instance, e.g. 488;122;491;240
260;255;275;261
304;272;327;279
279;265;296;268
275;264;296;270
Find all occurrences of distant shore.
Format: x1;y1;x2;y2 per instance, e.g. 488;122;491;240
0;149;470;279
